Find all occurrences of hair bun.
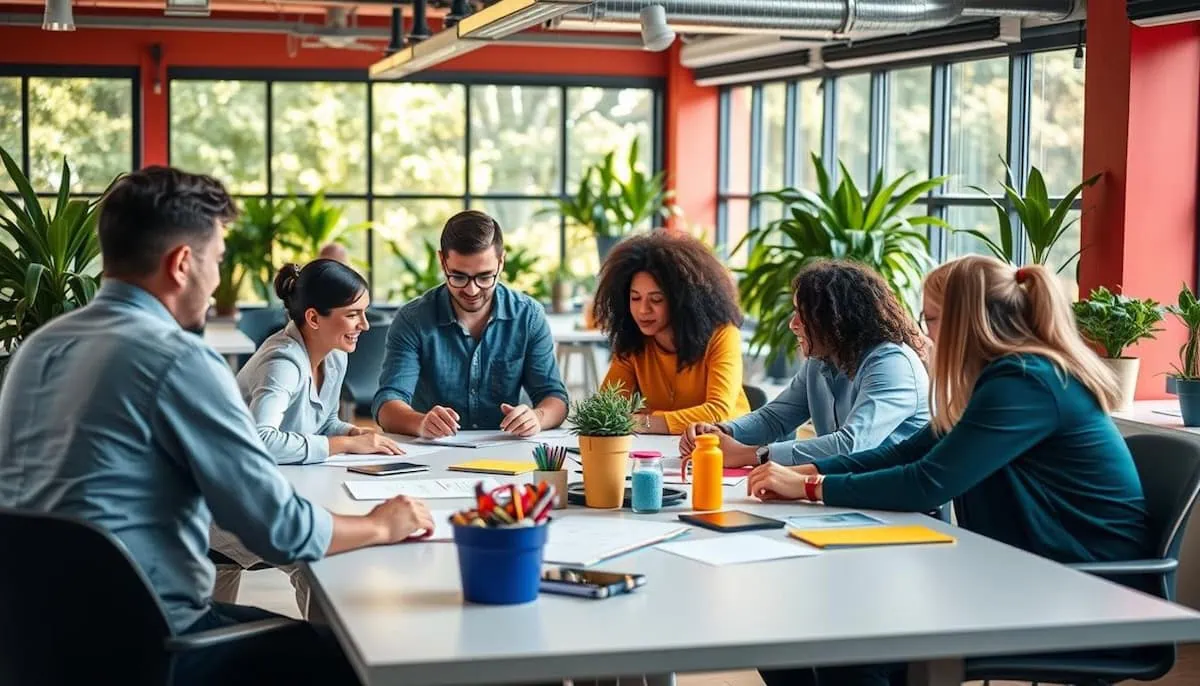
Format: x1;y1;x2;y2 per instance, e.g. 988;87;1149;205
274;263;301;303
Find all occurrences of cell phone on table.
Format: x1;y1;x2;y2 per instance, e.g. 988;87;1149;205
345;461;429;476
540;568;646;599
678;510;784;533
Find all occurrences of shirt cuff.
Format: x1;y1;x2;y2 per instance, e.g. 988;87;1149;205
304;505;335;561
371;390;410;423
767;440;801;466
307;434;331;464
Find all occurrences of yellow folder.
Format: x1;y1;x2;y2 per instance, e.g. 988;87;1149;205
789;525;955;549
447;460;538;476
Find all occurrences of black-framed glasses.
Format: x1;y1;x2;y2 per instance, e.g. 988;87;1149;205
445;271;499;289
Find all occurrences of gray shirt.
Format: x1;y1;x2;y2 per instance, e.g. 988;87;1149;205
0;281;333;633
237;322;355;464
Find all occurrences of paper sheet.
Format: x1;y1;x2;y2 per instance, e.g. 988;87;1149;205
656;534;820;566
542;517;690;567
415;510;459;541
662;470;746;486
343;478;498;501
321;442;442;467
415;430;538;449
783;512;886;530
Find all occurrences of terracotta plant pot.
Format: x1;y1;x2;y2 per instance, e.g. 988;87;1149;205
1101;357;1139;412
578;434;633;509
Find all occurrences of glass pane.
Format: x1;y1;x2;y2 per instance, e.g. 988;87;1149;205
724;197;751;269
373;82;465;196
1031;49;1086;196
796;80;824;191
340;200;370;275
948;58;1009;193
170;80;267;195
372;199;462;303
946;204;1002;260
272;82;368;195
1047;207;1082;282
469;85;561;196
0;77;19;185
760;83;787;192
887;67;932;181
725;86;752;195
567;87;654;186
472;199;559;297
28;77;133;193
835;73;871;187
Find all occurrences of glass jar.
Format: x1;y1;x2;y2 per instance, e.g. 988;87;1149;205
630;450;664;514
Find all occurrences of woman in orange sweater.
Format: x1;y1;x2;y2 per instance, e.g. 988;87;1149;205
593;231;750;435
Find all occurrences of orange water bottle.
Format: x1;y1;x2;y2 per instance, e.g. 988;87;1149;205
685;434;724;511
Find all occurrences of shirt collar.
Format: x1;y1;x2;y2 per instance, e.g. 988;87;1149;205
94;279;178;327
434;283;518;327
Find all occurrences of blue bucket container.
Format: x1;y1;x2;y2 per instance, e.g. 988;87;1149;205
453;522;549;605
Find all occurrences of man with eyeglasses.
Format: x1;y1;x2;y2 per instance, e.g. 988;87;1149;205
373;210;568;438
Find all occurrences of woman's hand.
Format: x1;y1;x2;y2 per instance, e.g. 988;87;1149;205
347;426;374;436
331;432;406;456
747;462;820;501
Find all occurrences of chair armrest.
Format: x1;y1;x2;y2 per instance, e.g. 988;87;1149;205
165;617;298;652
1068;558;1178;576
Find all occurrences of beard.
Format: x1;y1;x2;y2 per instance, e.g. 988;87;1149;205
450;288;493;314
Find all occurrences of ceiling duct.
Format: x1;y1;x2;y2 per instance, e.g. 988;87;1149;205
822;16;1020;69
164;0;209;18
1128;0;1200;27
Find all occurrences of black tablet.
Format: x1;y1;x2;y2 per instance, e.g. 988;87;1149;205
678;510;785;533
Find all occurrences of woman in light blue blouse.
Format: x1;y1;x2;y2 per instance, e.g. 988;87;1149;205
237;259;404;465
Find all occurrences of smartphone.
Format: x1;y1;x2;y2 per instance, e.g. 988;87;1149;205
345;461;430;476
540;567;646;599
678;510;785;533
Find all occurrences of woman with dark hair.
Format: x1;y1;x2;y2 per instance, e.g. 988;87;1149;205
681;260;930;468
593;231;750;435
237;259;404;464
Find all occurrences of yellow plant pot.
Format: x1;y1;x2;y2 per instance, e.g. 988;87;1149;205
578;434;633;509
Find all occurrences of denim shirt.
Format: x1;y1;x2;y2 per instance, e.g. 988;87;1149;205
0;281;333;633
725;342;929;465
372;284;568;430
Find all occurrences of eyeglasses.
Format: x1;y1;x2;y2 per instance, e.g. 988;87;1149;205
445;271;499;289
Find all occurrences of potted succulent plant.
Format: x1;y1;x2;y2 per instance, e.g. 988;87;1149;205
1072;286;1164;411
568;383;644;509
1169;284;1200;426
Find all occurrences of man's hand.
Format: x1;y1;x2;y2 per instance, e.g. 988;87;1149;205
680;422;726;456
368;496;434;544
419;406;460;438
500;403;541;438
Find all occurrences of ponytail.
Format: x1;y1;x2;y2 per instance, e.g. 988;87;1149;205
274;263;301;306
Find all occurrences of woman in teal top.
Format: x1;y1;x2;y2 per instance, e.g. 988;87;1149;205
749;256;1150;686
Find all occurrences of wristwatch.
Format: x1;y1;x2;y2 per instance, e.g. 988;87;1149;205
755;445;770;465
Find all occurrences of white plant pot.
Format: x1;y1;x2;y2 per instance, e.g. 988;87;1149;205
1102;357;1140;412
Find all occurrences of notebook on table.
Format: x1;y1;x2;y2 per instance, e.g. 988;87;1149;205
447;459;538;476
788;525;955;549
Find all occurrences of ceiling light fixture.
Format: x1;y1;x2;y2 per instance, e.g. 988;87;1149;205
458;0;588;40
820;17;1019;70
42;0;74;31
639;5;674;52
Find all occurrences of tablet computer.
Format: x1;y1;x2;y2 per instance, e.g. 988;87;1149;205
678;510;785;533
345;461;430;476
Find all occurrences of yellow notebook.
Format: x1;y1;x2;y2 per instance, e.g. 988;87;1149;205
789;525;955;549
447;460;538;476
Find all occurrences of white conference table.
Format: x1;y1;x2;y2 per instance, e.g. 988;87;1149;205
202;321;256;367
282;435;1200;686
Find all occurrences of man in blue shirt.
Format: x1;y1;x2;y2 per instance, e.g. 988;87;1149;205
373;210;569;438
0;167;433;685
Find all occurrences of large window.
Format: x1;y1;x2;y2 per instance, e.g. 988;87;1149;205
0;71;137;195
169;75;660;303
718;45;1087;277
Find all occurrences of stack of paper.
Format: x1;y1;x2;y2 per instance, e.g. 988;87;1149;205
542;517;689;567
343;478;498;501
657;534;821;566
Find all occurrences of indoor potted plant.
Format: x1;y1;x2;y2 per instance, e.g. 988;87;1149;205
568;383;644;509
213;197;289;320
1072;286;1164;411
1169;284;1200;426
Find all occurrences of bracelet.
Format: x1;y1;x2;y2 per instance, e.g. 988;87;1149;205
803;475;824;502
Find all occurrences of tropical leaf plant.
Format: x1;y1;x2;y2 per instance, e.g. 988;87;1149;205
278;191;370;262
214;196;290;315
1169;284;1200;380
387;238;443;302
1072;286;1164;359
502;243;552;302
735;153;947;366
957;159;1100;274
0;145;103;356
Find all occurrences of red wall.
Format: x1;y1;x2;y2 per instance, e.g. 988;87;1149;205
1080;4;1200;399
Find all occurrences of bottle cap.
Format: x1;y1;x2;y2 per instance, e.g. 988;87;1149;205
630;451;662;460
696;434;719;447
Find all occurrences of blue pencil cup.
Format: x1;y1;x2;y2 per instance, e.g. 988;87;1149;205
453;522;549;605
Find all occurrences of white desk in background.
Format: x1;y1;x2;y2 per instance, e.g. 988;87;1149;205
203;321;256;368
281;434;1200;686
546;315;607;396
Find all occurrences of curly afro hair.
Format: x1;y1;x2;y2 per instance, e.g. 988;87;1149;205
593;231;743;371
792;260;926;377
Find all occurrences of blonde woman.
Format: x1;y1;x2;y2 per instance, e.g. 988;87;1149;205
748;256;1152;686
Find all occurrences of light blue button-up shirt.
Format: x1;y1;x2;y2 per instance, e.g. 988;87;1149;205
0;281;333;633
372;284;568;430
237;322;355;464
726;342;930;465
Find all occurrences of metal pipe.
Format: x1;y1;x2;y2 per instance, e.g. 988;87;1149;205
408;0;430;43
961;0;1077;20
386;5;403;54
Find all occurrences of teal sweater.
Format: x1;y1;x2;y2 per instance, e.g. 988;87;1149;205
817;355;1151;564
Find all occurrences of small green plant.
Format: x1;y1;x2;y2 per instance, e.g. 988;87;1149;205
387;238;443;302
278;191;369;262
0;145;103;355
568;383;646;437
958;160;1100;275
214;197;289;315
502;243;551;302
1169;284;1200;380
1072;287;1164;359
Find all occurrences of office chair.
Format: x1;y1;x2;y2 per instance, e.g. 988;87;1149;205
743;384;769;412
0;508;296;685
342;324;390;418
236;307;287;349
967;432;1200;685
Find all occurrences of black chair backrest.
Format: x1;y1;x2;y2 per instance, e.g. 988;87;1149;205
342;324;390;417
237;307;288;349
0;508;174;685
743;384;769;412
1126;433;1200;585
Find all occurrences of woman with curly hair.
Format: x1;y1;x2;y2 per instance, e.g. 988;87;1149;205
593;231;750;435
681;260;930;468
